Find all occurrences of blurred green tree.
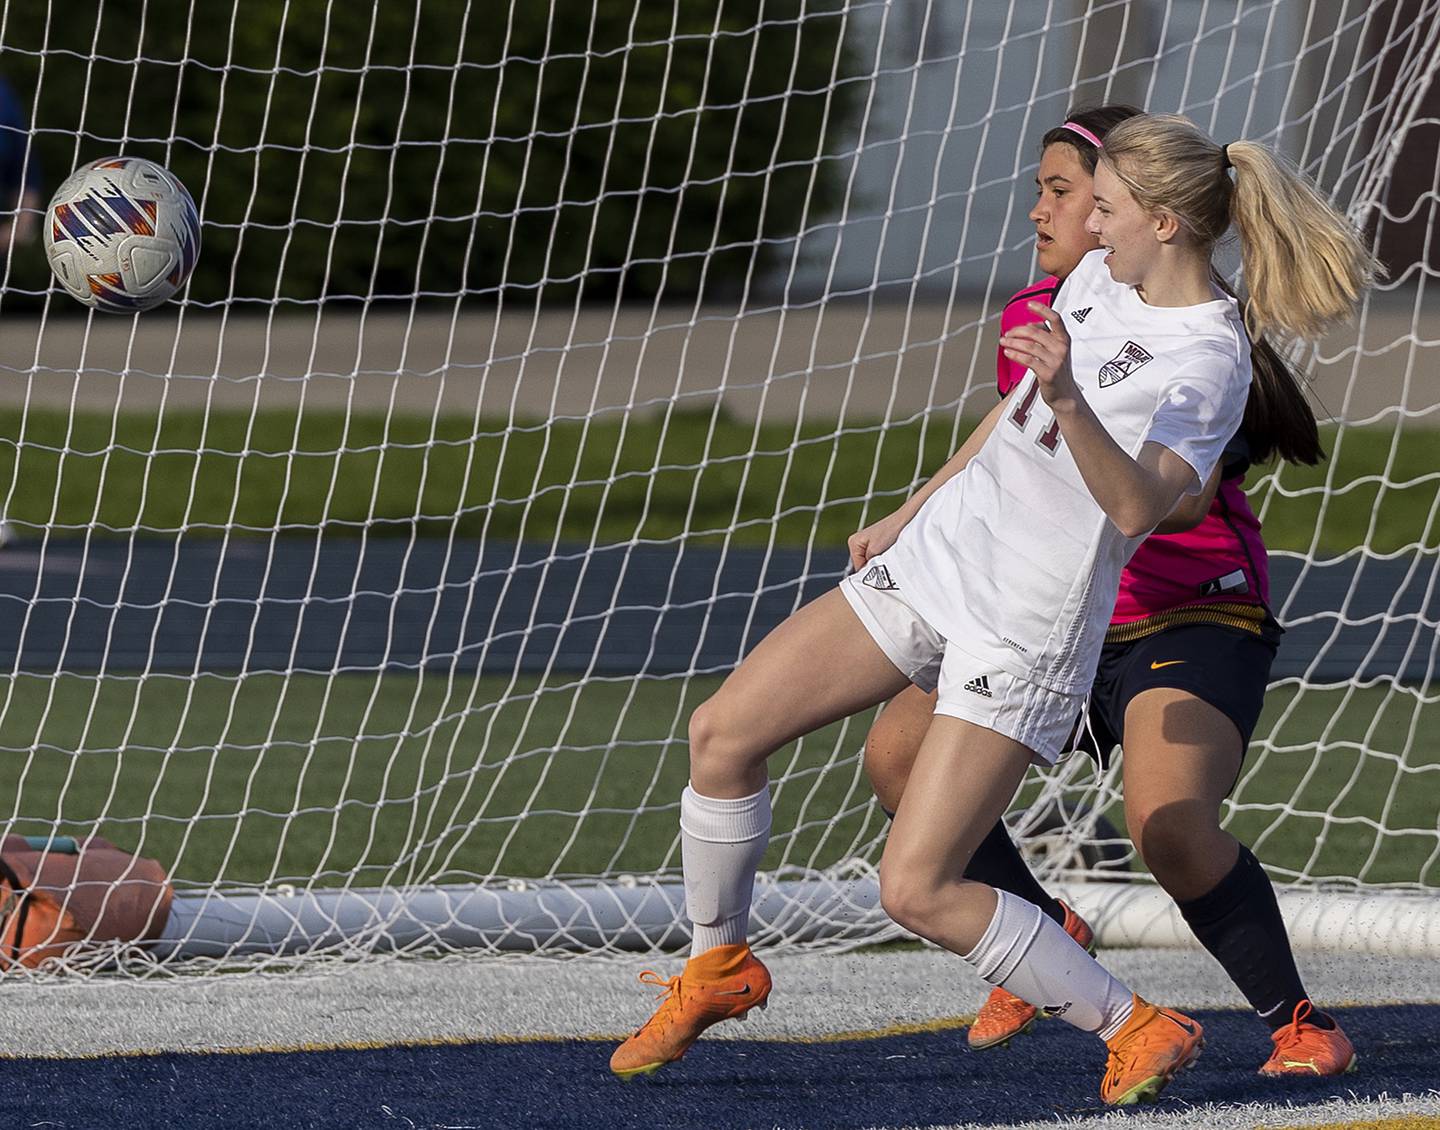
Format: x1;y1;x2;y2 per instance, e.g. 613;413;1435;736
0;0;857;307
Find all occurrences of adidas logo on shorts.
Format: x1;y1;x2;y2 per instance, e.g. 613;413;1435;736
963;674;993;697
1069;306;1092;323
861;564;898;590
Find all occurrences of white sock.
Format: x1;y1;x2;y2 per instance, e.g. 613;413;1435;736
680;784;771;957
963;888;1134;1038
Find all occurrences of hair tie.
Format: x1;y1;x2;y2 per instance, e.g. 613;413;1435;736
1221;143;1233;170
1060;121;1104;149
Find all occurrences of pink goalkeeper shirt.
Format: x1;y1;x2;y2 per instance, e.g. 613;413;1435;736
996;279;1270;629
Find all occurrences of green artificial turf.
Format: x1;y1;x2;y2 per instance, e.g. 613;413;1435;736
1;409;1436;553
0;671;1431;890
0;408;1433;894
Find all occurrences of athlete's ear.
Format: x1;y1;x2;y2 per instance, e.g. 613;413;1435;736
1153;209;1182;244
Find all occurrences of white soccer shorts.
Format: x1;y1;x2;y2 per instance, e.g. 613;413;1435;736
840;563;1084;766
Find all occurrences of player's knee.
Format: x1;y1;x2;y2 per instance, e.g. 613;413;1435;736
877;855;944;936
687;697;757;782
687;698;726;771
877;869;927;934
1127;802;1179;864
1127;800;1220;889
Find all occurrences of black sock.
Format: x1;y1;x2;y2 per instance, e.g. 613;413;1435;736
1177;844;1331;1030
962;820;1066;925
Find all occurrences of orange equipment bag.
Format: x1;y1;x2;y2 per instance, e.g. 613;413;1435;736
0;835;173;970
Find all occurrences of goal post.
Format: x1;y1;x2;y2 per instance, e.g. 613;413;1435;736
0;0;1436;976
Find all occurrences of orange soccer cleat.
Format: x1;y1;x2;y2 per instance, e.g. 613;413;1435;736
968;900;1095;1050
1258;1000;1357;1076
1100;995;1205;1106
609;943;772;1080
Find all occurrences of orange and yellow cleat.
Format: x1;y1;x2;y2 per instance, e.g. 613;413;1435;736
609;943;772;1080
1101;995;1204;1106
1259;1000;1357;1076
968;900;1095;1050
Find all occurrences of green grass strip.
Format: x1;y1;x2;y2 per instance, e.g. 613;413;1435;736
1;409;1436;553
0;672;1433;888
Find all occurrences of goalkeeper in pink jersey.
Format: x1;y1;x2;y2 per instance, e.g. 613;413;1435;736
866;105;1356;1076
610;111;1376;1105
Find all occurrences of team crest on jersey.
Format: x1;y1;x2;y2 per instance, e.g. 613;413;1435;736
1098;340;1154;386
861;564;898;590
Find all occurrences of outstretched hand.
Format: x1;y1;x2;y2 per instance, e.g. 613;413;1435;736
998;303;1078;408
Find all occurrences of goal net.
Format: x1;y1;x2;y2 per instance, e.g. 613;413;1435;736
0;0;1435;975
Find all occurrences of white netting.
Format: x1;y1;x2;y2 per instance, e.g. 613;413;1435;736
0;0;1434;976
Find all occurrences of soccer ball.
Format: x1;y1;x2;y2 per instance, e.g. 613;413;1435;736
43;156;201;313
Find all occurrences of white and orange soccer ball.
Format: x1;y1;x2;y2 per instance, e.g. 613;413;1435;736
43;156;200;312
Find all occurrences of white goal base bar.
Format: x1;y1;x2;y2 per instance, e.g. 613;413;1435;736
148;872;1440;965
1053;883;1440;959
152;870;889;961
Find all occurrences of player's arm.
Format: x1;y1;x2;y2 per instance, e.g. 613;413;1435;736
848;392;1011;570
1151;461;1222;534
1000;302;1204;538
1070;436;1196;539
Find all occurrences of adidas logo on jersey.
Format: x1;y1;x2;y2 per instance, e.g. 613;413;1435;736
963;674;993;698
1069;307;1092;323
861;564;898;590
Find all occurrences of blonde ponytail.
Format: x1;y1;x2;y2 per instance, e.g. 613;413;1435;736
1225;141;1379;341
1100;114;1380;342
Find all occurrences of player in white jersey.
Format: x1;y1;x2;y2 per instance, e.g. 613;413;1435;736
863;245;1248;701
868;106;1356;1075
610;114;1377;1106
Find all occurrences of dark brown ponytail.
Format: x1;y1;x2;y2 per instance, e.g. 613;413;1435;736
1211;272;1323;466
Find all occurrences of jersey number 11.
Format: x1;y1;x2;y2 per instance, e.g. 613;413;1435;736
1009;376;1063;454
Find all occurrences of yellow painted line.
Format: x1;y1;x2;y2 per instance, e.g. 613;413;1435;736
769;1015;975;1043
1286;1119;1440;1130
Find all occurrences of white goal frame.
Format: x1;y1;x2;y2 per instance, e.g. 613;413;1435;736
0;0;1436;977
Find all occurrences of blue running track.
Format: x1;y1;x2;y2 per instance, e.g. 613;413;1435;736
2;1005;1436;1129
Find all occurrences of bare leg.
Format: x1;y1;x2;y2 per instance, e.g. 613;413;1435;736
877;715;1136;1039
1121;688;1241;901
610;588;920;1076
688;588;912;796
1122;688;1326;1034
877;715;1031;949
863;684;939;812
680;587;912;953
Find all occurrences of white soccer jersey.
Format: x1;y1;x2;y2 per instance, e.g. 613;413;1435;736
879;249;1251;693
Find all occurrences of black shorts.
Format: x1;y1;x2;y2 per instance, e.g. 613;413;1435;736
1077;620;1280;766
